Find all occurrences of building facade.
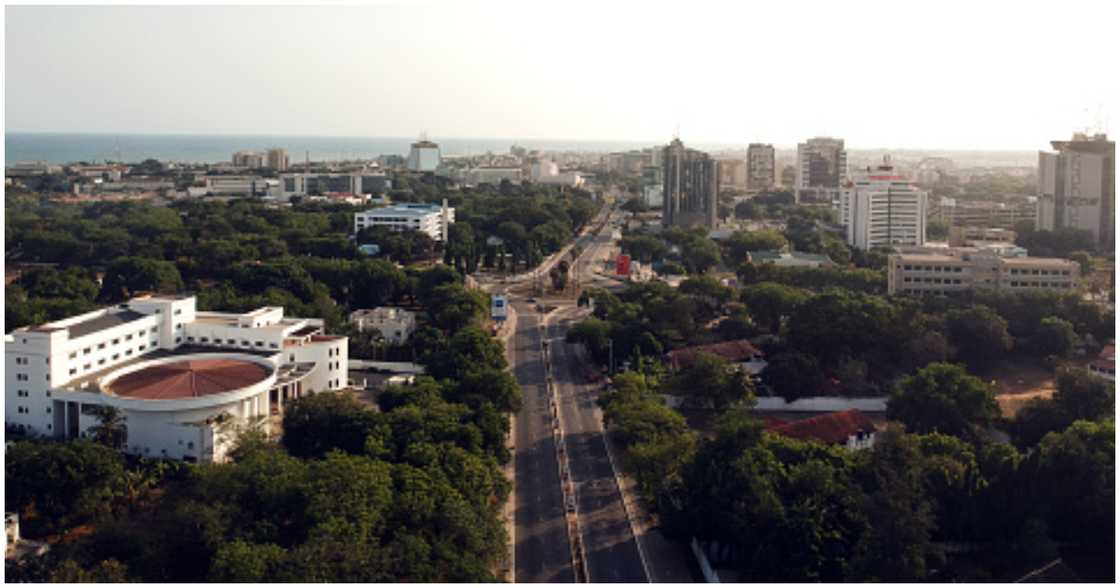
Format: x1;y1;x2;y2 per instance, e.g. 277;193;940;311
349;307;417;344
930;197;1037;229
281;173;391;197
662;138;720;229
838;157;928;250
467;167;523;186
266;148;289;171
747;143;776;192
5;295;348;463
407;140;441;173
231;150;266;168
353;200;454;241
887;246;1079;296
795;137;847;202
1036;133;1115;251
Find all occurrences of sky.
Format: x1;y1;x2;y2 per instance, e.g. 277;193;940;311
4;0;1119;150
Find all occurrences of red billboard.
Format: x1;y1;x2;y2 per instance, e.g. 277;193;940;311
616;254;631;276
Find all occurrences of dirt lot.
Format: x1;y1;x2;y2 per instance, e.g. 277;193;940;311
981;360;1057;419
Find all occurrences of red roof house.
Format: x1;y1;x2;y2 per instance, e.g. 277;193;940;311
766;409;876;449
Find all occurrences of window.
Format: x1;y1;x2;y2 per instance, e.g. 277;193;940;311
138;345;146;351
112;353;120;360
152;326;159;333
84;347;91;355
99;358;106;365
175;337;182;344
69;351;77;359
174;309;182;316
125;348;133;356
255;341;263;347
200;337;209;343
187;336;195;342
241;340;250;346
69;368;77;375
98;343;106;350
227;339;236;345
269;343;278;349
126;334;134;341
16;374;28;381
84;363;91;370
112;338;120;345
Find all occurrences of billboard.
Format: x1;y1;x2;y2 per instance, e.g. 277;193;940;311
616;254;631;276
490;294;508;321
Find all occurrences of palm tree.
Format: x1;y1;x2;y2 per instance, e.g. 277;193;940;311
87;406;127;450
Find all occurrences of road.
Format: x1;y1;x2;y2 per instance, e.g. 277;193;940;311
547;309;648;582
510;305;575;582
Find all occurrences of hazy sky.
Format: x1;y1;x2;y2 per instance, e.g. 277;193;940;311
5;1;1118;150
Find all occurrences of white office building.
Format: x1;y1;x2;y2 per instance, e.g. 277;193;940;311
5;295;348;463
407;140;441;173
353;200;455;241
838;157;928;250
1036;133;1115;250
204;176;282;197
467;167;523;186
349;307;417;344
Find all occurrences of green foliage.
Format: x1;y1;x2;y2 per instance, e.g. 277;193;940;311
99;256;184;302
926;219;950;240
664;352;755;410
1010;366;1115;448
740;281;809;333
761;352;823;402
944;305;1012;369
1030;420;1114;547
1032;316;1078;358
724;229;789;264
5;440;125;534
888;363;999;437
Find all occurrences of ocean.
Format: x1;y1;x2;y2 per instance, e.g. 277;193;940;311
4;132;662;165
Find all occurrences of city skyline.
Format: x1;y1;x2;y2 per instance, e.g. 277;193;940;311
5;1;1118;151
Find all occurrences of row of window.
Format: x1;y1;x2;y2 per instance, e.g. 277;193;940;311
901;265;964;273
13;406;50;414
903;277;963;285
1007;281;1072;288
71;327;160;358
1008;268;1071;276
185;336;280;349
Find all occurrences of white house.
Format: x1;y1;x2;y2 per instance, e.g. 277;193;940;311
349;307;417;344
353;200;455;242
5;295;348;463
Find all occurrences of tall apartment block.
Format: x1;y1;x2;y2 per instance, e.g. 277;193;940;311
747;143;775;192
407;140;441;173
795;137;847;203
266;148;289;171
1036;132;1115;251
662;138;720;229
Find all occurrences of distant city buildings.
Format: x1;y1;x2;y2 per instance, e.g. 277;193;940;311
662;138;720;229
406;139;441;173
641;165;664;208
929;197;1037;229
838;156;928;250
747;143;776;192
1036;132;1115;250
717;157;747;189
795;137;847;203
887;245;1079;296
353;200;454;241
231;150;266;168
467;167;522;186
529;158;585;187
266;148;289;171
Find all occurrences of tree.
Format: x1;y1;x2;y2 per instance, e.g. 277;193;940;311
281;392;380;458
87;405;128;450
725;229;788;262
761;352;823;402
927;219;950;240
664;352;754;410
99;256;185;302
5;440;125;533
1030;419;1114;548
887;363;999;437
740;282;809;333
1068;250;1093;275
680;237;721;274
945;305;1012;370
1032;316;1078;358
1051;365;1114;421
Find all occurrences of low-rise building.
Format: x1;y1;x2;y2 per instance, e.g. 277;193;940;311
948;226;1017;247
665;339;768;375
887;246;1079;296
353;200;454;242
744;250;833;268
349;307;417;344
5;295;348;463
1088;344;1115;381
203;175;281;197
467;167;523;186
765;409;876;450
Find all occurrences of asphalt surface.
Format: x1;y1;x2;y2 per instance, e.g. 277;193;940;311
547;313;649;582
511;307;575;583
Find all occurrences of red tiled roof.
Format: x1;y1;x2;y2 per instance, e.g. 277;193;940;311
665;339;764;369
1090;344;1115;371
107;359;270;400
767;409;875;445
761;415;788;428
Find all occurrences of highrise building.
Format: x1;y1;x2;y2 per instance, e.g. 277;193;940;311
747;143;776;192
1036;132;1115;251
838;156;928;250
795;137;847;202
407;139;441;172
266;148;289;171
232;150;266;168
662;138;720;229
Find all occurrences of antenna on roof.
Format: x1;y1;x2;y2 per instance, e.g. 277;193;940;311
673;122;680;140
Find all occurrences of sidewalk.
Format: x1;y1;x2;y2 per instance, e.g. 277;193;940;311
498;304;519;582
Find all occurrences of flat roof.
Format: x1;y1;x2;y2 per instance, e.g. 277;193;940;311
1000;257;1075;267
67;310;147;339
106;358;270;400
896;254;962;263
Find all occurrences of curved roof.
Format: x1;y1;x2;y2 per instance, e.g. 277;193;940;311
106;358;270;400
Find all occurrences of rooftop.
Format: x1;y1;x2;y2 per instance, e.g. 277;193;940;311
106;358;271;400
767;409;875;445
665;339;764;369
